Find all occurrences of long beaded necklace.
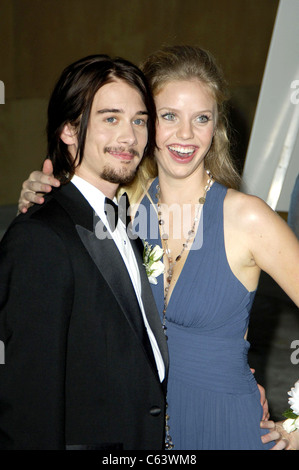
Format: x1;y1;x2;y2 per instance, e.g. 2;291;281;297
156;169;213;449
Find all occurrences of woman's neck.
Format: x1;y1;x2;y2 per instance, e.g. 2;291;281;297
157;170;209;206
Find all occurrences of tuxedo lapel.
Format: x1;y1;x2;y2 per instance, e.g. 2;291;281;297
76;221;139;332
128;229;169;375
76;220;161;377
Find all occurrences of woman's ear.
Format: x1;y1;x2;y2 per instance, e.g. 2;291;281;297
60;123;77;145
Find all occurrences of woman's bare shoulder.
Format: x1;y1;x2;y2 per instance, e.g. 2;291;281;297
224;188;277;229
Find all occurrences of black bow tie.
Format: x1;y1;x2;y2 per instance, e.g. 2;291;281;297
104;192;130;232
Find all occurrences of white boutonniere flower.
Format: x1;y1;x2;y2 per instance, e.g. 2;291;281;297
143;241;164;285
283;380;299;433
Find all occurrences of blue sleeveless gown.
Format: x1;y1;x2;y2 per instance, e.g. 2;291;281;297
136;179;273;450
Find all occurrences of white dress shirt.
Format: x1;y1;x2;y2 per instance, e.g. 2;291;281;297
71;175;165;382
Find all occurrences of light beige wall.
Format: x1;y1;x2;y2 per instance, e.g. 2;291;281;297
0;0;279;205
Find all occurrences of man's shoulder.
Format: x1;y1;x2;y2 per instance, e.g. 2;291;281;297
2;198;66;244
26;182;90;226
0;185;87;256
15;190;68;231
5;184;85;240
1;183;95;255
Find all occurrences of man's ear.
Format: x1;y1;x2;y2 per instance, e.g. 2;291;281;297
60;123;78;145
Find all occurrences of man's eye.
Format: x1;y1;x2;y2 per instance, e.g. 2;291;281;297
161;112;176;121
106;117;117;123
133;118;146;126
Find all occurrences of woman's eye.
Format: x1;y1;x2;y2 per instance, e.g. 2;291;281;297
196;114;211;123
161;112;176;121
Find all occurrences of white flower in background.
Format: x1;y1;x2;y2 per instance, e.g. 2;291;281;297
143;241;164;285
282;380;299;433
288;380;299;415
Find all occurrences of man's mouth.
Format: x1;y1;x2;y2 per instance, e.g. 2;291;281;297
105;147;139;161
167;144;198;160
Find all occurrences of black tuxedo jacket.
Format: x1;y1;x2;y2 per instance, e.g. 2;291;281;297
0;182;168;450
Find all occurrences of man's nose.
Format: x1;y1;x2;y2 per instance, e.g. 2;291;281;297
117;122;137;146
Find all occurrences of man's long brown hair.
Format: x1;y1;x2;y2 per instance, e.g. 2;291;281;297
46;54;157;183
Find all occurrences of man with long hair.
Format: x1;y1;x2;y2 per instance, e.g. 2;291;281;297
0;55;168;450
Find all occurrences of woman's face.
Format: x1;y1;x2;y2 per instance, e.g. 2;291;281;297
154;79;217;181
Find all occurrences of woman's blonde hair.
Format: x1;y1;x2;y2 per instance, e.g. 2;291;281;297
123;45;241;203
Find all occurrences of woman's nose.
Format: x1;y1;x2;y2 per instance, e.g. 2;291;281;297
176;119;194;140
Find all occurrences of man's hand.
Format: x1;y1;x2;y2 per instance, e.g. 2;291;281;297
260;420;290;450
250;369;270;421
274;421;299;450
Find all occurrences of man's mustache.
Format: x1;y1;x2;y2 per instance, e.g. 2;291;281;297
104;147;140;158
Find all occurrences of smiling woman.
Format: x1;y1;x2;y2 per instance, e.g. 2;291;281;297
135;45;241;197
129;45;299;450
154;79;216;181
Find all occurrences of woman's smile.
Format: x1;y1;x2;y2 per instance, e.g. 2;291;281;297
167;144;199;163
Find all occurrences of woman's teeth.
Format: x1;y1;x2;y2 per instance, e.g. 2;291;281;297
168;145;195;158
168;145;196;157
